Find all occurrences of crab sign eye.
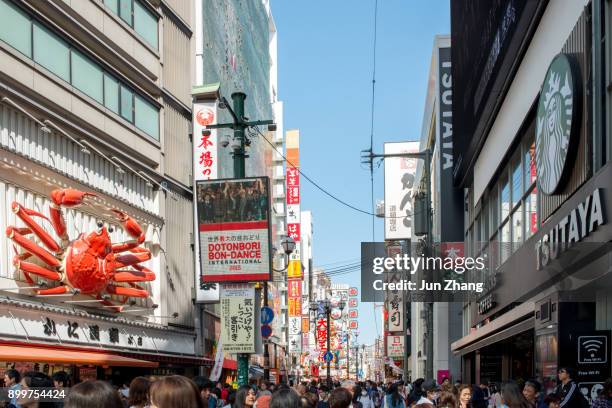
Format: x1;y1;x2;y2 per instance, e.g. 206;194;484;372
96;221;103;234
108;226;114;233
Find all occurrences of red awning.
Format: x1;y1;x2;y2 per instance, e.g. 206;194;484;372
223;358;237;370
0;344;157;367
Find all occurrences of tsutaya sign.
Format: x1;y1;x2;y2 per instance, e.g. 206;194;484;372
536;188;605;270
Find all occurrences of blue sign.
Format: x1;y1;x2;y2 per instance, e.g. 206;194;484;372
261;307;274;325
323;351;334;363
261;324;272;339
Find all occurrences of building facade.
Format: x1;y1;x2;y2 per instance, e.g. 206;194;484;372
0;0;201;381
451;0;612;399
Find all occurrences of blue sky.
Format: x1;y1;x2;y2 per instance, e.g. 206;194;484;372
271;1;450;345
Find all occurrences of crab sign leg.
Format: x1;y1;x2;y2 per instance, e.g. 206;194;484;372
37;285;71;295
6;226;60;267
11;203;60;252
49;188;97;241
106;284;148;298
110;209;146;253
113;265;155;282
114;250;151;268
14;260;62;281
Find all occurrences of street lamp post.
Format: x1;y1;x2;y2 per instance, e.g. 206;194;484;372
203;91;276;387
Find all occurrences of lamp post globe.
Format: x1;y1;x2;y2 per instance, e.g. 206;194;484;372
281;235;296;255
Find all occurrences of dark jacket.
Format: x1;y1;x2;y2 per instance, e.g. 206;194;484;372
555;381;588;408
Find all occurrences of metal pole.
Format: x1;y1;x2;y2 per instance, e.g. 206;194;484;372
232;91;249;387
424;149;434;381
346;331;350;379
403;239;410;382
232;92;247;179
263;282;270;381
326;306;331;386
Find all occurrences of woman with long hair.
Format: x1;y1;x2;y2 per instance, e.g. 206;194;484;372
500;382;531;408
233;385;256;408
128;377;151;408
270;388;301;408
385;383;406;408
65;380;123;408
457;385;472;408
149;375;203;408
438;391;458;408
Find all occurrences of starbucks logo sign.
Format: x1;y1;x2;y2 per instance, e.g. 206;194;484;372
536;53;581;195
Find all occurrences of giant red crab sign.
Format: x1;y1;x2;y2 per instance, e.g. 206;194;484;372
5;188;155;311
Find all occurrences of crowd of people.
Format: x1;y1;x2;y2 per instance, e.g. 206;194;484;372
197;179;268;224
2;367;611;408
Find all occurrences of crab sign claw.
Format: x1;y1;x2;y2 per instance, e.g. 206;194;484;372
50;189;97;240
51;188;97;207
111;209;145;253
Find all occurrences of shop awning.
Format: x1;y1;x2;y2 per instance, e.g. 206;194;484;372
223;358;237;370
0;344;158;367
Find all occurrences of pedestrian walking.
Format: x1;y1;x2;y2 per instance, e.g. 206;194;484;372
328;388;352;408
234;385;257;408
270;388;301;408
592;378;612;408
553;368;588;408
4;369;22;408
356;385;375;408
458;385;472;408
438;391;457;408
128;377;151;408
416;380;440;406
149;375;203;408
65;380;123;408
18;372;54;408
384;384;406;408
499;382;532;408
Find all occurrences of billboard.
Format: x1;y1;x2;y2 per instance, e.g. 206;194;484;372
387;335;404;358
196;177;272;282
221;284;255;353
384;141;420;240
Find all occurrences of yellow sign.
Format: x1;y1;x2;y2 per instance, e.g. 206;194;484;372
287;260;302;278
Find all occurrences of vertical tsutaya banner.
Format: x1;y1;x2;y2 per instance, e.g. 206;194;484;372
193;99;220;302
221;284;256;353
384;141;420;240
286;130;302;279
436;46;464;242
196;177;272;282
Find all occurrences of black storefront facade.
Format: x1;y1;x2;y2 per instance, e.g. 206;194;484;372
450;0;612;401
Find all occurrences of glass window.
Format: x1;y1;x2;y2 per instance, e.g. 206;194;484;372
119;0;133;25
71;50;103;103
511;204;523;252
489;191;499;235
501;221;511;263
0;0;32;57
104;74;119;114
524;187;538;239
490;232;499;269
134;0;158;48
511;157;521;208
120;85;133;121
33;22;70;81
501;177;510;221
104;0;119;14
134;95;159;140
525;140;537;189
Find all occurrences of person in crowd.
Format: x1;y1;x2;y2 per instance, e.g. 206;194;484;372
384;383;406;408
295;384;308;397
458;385;472;408
416;380;440;406
500;382;532;408
270;388;301;408
258;381;272;397
481;383;491;405
300;393;319;408
193;377;214;407
128;377;151;408
544;395;561;408
51;371;69;389
592;378;612;408
472;385;488;408
65;380;123;408
438;391;458;408
149;375;203;408
4;369;22;408
554;368;588;408
17;372;54;408
407;379;425;406
234;385;257;408
328;388;353;408
317;385;331;408
210;387;223;408
355;384;375;408
441;378;453;394
221;384;231;402
522;380;544;408
254;394;271;408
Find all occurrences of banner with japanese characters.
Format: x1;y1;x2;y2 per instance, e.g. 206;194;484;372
384;141;420;240
220;284;256;353
385;244;404;333
196;177;272;282
387;335;405;358
193;99;220;302
286;130;302;279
